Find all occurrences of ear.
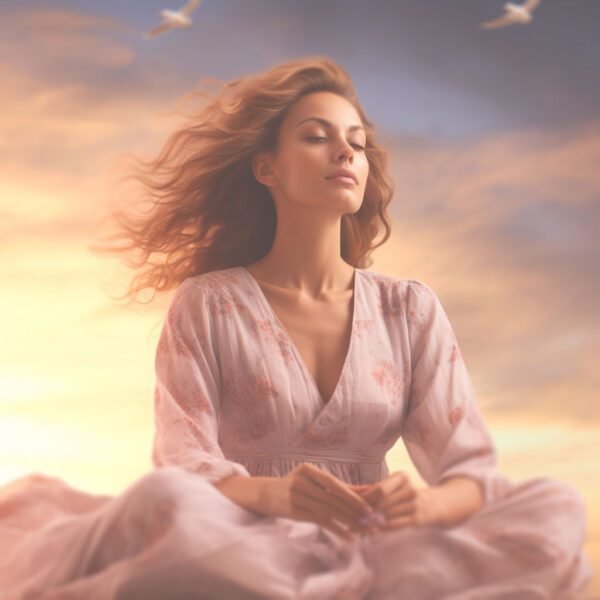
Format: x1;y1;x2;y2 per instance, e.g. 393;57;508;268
252;152;278;188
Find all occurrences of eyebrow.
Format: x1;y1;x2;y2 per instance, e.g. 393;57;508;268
295;117;365;133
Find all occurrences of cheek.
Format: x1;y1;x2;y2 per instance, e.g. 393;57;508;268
360;161;370;186
360;155;370;174
287;152;326;184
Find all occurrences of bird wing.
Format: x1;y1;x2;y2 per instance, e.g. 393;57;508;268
179;0;201;17
480;15;515;29
144;21;174;38
522;0;541;13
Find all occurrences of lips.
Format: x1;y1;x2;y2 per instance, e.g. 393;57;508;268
326;169;358;184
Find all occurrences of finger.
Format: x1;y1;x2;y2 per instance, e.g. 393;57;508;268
347;489;371;497
293;476;365;521
391;471;409;485
382;472;411;494
378;513;416;531
372;472;409;498
309;471;371;515
322;484;375;521
360;471;405;494
385;499;418;520
296;470;376;536
347;484;373;492
326;519;356;542
364;477;415;510
350;487;375;501
377;486;417;512
355;489;374;499
361;486;384;509
302;466;373;516
291;487;363;533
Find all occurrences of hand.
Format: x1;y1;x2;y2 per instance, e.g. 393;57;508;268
259;463;376;541
347;471;437;532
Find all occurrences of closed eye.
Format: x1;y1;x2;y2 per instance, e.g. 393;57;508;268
306;136;365;151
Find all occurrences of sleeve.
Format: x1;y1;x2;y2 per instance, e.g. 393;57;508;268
151;278;252;484
401;280;502;505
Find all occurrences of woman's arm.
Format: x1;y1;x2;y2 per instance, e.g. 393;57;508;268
213;475;274;516
420;475;485;527
152;280;252;484
402;280;501;507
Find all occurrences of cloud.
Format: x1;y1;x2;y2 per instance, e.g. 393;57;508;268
19;8;129;32
0;6;598;428
382;122;600;425
3;7;135;70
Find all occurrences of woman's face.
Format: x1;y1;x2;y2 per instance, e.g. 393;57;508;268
257;91;369;216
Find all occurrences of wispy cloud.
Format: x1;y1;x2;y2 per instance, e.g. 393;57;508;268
381;122;600;425
3;7;134;69
1;16;598;428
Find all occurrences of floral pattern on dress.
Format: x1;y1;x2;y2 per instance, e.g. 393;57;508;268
448;406;465;426
154;318;215;411
353;318;375;339
253;318;296;365
449;342;461;363
221;361;278;442
212;279;297;367
156;326;189;360
369;273;404;317
370;360;405;407
406;306;429;337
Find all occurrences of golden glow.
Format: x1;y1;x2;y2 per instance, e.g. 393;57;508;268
1;8;598;592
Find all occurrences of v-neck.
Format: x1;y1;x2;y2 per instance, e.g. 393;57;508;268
238;266;359;408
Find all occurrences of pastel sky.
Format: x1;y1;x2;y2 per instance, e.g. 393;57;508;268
1;0;598;592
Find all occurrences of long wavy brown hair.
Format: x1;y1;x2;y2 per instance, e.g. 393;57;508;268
91;56;395;305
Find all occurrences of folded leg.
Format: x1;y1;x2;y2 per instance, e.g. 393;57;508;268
361;477;593;600
4;467;372;600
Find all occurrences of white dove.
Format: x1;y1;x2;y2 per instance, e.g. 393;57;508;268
481;0;541;30
144;0;202;38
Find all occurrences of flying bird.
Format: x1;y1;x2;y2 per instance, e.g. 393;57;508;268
144;0;202;38
481;0;542;30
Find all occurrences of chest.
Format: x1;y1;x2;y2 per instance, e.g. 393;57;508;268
258;288;354;406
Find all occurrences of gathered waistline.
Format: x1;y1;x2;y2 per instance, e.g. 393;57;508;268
224;449;385;464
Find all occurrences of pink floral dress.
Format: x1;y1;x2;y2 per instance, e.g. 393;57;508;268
0;267;593;599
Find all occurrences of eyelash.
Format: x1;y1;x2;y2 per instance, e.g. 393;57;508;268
306;136;365;151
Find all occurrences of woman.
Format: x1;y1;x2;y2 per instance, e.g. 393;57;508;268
0;57;593;599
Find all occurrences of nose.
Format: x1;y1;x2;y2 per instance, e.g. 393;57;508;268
335;140;354;162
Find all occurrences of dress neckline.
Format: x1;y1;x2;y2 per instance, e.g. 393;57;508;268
237;266;360;408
